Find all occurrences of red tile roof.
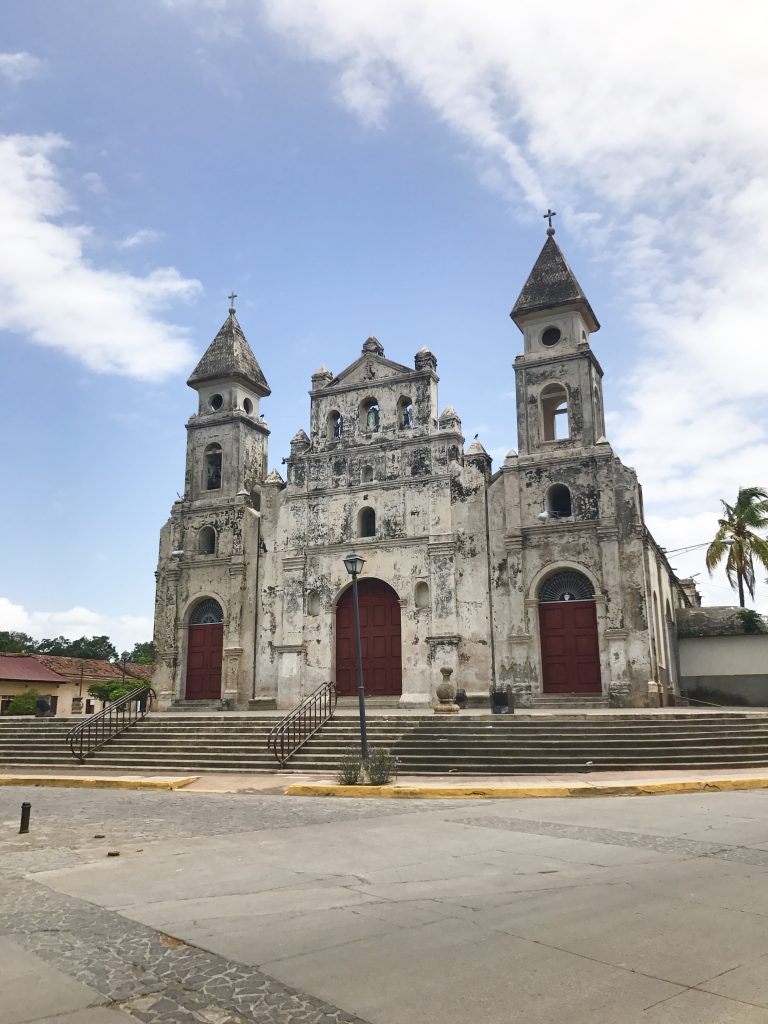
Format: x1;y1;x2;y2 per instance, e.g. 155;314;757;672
33;656;153;684
0;654;153;685
0;656;68;684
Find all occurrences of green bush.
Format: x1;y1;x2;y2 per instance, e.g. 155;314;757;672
366;746;399;786
737;609;765;634
4;690;38;716
336;747;363;785
87;680;148;704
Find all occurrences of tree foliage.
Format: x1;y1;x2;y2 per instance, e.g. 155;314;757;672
0;631;37;653
0;631;153;663
127;641;155;664
706;486;768;607
87;679;149;704
35;635;119;661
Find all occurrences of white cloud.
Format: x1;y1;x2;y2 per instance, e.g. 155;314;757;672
0;597;153;654
0;133;201;378
118;228;164;249
246;0;768;577
0;52;44;85
82;170;106;195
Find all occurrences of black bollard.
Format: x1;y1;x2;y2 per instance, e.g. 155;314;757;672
19;802;31;834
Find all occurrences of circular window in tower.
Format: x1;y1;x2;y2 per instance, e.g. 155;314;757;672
243;398;253;414
541;327;561;347
209;393;223;411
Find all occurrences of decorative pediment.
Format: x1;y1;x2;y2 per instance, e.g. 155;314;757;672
327;352;414;390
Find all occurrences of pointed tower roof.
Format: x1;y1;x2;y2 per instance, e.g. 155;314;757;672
187;310;271;395
510;233;599;332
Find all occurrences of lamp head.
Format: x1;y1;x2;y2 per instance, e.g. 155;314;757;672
343;551;366;577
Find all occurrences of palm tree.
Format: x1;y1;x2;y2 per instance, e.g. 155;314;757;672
706;487;768;607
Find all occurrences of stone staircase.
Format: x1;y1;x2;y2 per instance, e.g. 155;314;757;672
3;712;768;774
532;695;610;710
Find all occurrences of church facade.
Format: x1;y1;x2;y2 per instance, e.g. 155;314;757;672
152;230;692;710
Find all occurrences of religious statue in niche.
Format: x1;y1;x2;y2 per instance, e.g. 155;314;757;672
206;457;222;490
366;404;380;430
402;404;413;428
333;414;343;438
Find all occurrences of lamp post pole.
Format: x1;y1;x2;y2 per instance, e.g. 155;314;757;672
343;552;369;763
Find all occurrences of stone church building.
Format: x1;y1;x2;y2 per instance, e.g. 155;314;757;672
152;228;693;710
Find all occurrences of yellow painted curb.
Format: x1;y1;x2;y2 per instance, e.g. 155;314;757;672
0;775;198;791
285;777;768;799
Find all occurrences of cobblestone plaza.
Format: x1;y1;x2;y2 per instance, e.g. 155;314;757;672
4;787;768;1023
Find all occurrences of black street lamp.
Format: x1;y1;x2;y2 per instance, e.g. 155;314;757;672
343;551;369;763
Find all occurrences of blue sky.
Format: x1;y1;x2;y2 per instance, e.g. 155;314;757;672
1;1;767;649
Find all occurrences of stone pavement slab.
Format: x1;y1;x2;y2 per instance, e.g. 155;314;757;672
0;936;128;1024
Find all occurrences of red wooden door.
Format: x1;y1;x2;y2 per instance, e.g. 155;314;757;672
336;580;402;697
539;601;601;694
186;623;223;700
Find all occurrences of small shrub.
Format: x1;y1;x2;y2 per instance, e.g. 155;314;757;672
336;747;363;785
737;609;765;634
4;689;38;716
365;746;399;786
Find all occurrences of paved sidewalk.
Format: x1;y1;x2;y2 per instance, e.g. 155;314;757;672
3;765;768;797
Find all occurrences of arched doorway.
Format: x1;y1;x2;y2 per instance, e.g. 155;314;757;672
186;598;224;700
336;579;402;697
538;571;601;694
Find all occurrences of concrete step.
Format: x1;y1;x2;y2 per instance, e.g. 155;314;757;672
5;711;768;775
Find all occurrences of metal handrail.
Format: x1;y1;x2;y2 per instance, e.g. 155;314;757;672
267;680;337;767
67;685;155;762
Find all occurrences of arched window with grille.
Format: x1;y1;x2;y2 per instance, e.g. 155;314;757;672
538;571;594;603
189;598;224;624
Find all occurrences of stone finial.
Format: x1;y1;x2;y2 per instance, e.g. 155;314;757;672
415;345;437;371
290;428;311;453
263;468;285;485
311;365;333;389
466;437;492;472
503;449;518;467
438;404;462;432
362;336;384;356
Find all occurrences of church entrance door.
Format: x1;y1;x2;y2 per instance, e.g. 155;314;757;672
336;579;402;697
186;599;224;700
538;571;601;694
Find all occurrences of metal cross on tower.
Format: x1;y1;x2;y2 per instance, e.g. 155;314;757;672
228;291;237;313
543;209;557;231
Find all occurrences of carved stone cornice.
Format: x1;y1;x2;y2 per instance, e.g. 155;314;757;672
282;556;306;573
428;540;455;558
506;633;531;644
426;634;460;649
273;643;305;654
504;535;524;554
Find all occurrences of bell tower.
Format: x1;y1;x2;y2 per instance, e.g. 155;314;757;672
152;297;271;711
510;218;606;455
185;295;271;505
